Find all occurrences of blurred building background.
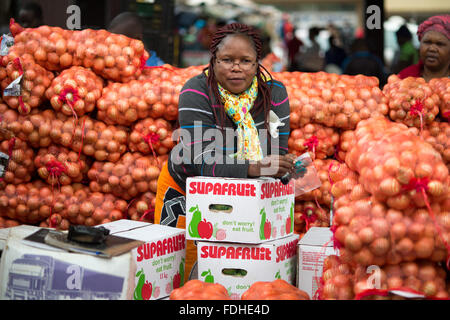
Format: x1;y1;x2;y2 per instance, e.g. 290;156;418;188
0;0;449;75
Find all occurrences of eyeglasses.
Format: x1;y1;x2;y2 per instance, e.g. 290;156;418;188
215;58;257;71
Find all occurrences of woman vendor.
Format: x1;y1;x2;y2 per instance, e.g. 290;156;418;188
154;23;296;281
398;15;450;81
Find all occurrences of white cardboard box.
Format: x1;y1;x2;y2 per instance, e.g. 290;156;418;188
186;176;295;243
197;233;299;299
297;227;339;300
0;220;186;300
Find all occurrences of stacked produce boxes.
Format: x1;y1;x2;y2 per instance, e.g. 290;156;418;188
185;176;299;299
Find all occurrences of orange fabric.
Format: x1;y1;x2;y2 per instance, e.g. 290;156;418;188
155;163;197;283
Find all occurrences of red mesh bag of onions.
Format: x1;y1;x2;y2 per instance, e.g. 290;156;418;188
318;255;449;300
87;152;167;201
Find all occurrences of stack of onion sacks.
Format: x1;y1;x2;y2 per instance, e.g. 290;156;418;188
46;66;104;117
0;52;54;114
50;115;128;163
383;75;440;128
87;152;166;200
34;145;90;186
128;117;174;157
288;123;339;159
0;137;35;188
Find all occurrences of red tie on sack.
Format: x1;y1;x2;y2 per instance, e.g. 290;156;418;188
143;131;160;165
409;99;424;133
304;135;318;159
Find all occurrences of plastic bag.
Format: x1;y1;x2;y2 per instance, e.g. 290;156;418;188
296;159;339;207
284;152;322;198
0;33;14;56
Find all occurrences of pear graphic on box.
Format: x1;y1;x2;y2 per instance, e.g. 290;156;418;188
201;269;215;283
188;205;202;238
259;208;271;240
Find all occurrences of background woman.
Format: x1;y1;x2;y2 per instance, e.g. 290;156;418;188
398;15;450;81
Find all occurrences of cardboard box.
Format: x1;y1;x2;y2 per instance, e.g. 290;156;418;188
186;176;295;243
0;220;186;300
197;234;299;299
297;227;339;300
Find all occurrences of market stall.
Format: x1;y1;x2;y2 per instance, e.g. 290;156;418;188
0;18;448;300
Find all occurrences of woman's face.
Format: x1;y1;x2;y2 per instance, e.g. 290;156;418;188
213;34;258;94
419;30;450;71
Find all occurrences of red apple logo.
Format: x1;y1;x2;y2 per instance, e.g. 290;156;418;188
286;216;292;235
173;271;181;289
264;220;271;239
198;219;213;239
141;280;152;300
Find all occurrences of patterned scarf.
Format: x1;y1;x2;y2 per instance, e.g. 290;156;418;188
218;76;263;161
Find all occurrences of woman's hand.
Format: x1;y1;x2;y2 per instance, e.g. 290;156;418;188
248;154;297;178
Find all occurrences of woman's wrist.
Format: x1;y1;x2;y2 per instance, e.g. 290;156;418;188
247;162;260;177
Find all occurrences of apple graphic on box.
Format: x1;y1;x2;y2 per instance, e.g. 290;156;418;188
141;280;152;300
198;219;213;239
285;216;292;235
173;271;181;289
